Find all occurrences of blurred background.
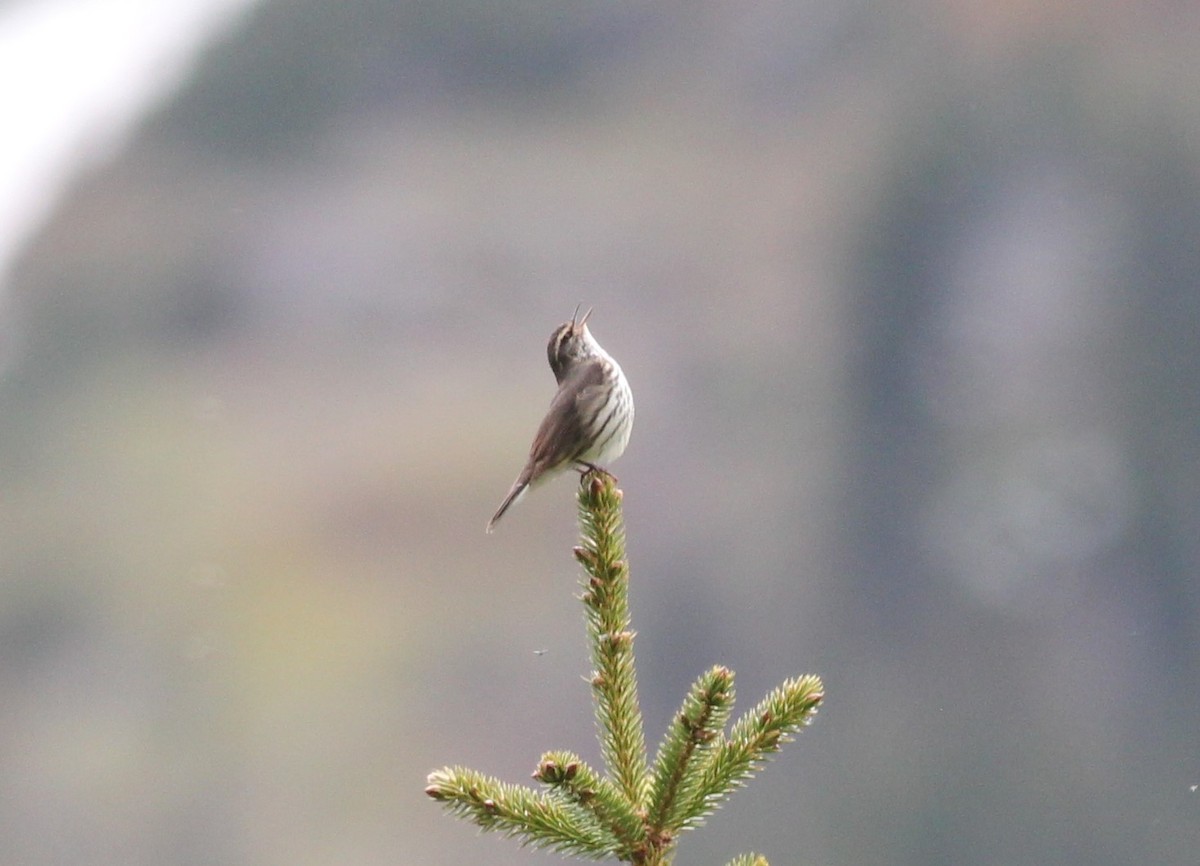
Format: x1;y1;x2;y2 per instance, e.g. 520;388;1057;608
2;1;1199;864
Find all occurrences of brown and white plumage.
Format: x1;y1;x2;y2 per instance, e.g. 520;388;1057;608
487;308;633;533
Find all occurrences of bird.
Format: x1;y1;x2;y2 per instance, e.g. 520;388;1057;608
487;307;634;532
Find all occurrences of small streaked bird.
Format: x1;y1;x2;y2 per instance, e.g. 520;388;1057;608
487;307;634;533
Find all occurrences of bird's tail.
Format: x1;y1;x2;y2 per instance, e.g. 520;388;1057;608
486;479;529;533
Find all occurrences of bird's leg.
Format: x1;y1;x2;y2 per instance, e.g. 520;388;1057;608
576;462;617;485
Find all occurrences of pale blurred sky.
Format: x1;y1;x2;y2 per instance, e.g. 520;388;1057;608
0;0;260;296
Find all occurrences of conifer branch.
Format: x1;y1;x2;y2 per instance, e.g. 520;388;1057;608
534;751;646;855
575;471;649;807
426;470;824;865
425;766;618;858
725;855;770;866
647;665;735;831
677;675;825;828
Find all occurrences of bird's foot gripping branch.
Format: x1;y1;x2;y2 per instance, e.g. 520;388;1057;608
426;470;825;866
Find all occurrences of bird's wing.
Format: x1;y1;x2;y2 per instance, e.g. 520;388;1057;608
525;359;607;479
